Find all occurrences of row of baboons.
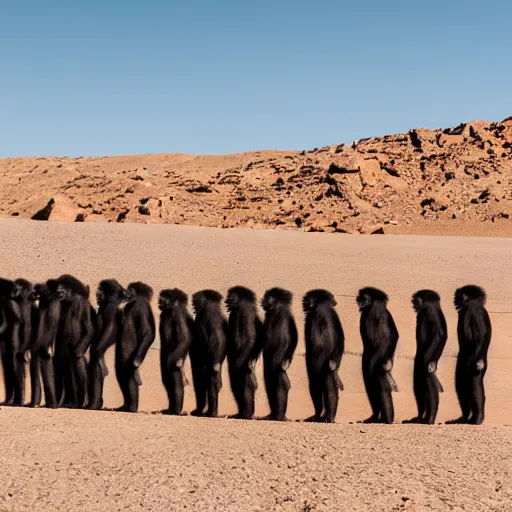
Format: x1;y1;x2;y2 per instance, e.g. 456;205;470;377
0;276;492;424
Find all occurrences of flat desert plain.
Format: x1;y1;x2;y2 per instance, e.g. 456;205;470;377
0;219;511;511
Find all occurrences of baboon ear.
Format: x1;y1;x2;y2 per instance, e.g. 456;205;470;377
332;299;337;307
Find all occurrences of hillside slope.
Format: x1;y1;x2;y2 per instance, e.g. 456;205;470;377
1;117;511;235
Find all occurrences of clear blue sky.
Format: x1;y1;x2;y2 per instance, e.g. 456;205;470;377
1;1;511;157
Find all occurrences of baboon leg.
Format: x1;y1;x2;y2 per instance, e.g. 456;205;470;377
229;368;244;416
413;362;427;420
241;370;257;420
274;370;290;421
264;367;277;417
307;368;324;420
469;374;485;425
29;353;42;407
206;369;221;417
1;345;15;404
73;356;88;408
88;358;104;410
190;358;206;416
424;374;440;424
40;354;58;408
13;354;26;406
455;359;471;421
362;369;381;422
323;371;339;423
169;368;184;415
53;350;66;406
125;373;139;413
379;375;394;424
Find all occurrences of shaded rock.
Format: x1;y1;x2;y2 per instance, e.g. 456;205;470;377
31;196;80;222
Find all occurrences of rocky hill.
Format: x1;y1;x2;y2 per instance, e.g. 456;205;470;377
1;117;511;235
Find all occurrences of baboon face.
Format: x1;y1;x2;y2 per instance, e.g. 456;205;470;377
356;287;388;312
159;289;188;312
302;289;336;313
56;282;72;301
11;279;33;301
96;280;125;305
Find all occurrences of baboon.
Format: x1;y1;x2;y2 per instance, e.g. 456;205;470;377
303;289;344;423
9;279;35;406
0;278;16;405
447;285;492;425
158;289;193;415
54;275;96;408
190;290;228;417
115;282;156;413
225;286;263;420
356;287;399;424
88;279;125;410
261;288;298;421
30;281;60;408
404;290;447;425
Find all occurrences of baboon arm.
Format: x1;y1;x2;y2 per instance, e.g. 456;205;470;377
332;310;345;362
95;320;117;355
387;312;399;359
0;312;7;336
7;302;22;351
251;318;265;362
168;335;191;366
284;316;298;364
75;303;95;357
423;330;447;369
471;309;492;363
133;304;156;365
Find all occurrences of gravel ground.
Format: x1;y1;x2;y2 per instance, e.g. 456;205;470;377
0;408;510;512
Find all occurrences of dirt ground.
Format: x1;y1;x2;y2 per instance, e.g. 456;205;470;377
0;219;511;511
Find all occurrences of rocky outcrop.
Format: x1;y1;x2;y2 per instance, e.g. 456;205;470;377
1;117;511;234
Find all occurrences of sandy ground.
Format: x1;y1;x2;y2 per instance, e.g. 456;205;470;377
0;219;511;511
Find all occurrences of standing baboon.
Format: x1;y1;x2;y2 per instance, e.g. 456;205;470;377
159;289;193;415
9;279;35;406
0;278;16;405
115;282;156;413
54;275;96;408
88;279;125;410
404;290;447;424
30;281;60;408
261;288;298;421
303;289;344;423
356;287;399;424
190;290;228;418
447;285;492;425
225;286;263;420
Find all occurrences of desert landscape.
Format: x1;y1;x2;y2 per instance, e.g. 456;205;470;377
1;117;511;237
0;217;511;511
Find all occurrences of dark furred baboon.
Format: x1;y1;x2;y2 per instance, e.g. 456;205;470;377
261;288;298;421
159;289;194;415
225;286;263;420
9;279;36;406
404;290;447;425
54;275;96;408
115;282;156;413
0;278;16;405
447;285;492;425
30;281;61;408
190;290;228;417
356;287;399;424
303;289;345;423
88;279;125;410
